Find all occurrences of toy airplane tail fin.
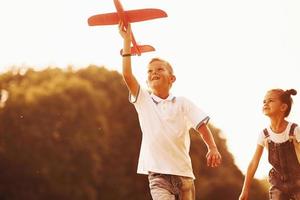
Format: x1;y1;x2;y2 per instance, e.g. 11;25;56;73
121;45;155;56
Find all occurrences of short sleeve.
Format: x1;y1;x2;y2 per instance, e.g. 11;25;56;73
129;87;152;114
129;85;141;104
182;97;209;130
257;131;265;147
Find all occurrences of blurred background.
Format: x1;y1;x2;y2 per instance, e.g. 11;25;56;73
0;67;268;199
1;0;299;199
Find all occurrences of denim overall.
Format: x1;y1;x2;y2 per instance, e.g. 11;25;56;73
264;123;300;200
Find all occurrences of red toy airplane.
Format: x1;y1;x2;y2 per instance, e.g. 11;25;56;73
88;0;167;56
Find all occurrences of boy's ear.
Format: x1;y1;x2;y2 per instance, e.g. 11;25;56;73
170;75;176;83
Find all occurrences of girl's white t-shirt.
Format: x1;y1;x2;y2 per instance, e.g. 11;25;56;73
257;122;300;164
257;122;300;147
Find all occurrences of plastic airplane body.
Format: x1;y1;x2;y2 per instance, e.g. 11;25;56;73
88;0;167;56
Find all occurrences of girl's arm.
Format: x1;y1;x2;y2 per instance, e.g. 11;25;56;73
239;145;264;200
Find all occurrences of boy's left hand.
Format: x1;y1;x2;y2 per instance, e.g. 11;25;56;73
118;21;131;42
206;148;221;167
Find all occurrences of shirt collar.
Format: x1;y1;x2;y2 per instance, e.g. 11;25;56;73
151;93;176;104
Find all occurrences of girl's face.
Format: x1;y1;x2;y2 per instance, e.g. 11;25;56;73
147;61;175;91
263;91;286;117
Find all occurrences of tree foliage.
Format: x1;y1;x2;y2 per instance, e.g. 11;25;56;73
0;66;268;200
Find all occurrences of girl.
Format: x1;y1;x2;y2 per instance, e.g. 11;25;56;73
239;89;300;200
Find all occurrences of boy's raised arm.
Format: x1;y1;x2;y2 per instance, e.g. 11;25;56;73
119;23;139;98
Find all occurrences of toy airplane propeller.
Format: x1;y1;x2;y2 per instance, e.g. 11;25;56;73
88;0;167;56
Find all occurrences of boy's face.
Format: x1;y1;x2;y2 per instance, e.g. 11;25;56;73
147;61;175;91
262;91;287;117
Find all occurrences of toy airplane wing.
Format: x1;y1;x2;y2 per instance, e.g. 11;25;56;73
120;45;155;56
88;12;119;26
88;8;167;26
125;9;167;22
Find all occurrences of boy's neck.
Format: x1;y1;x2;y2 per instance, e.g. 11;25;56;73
152;89;170;99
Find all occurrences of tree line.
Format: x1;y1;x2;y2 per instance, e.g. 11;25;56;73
0;66;268;199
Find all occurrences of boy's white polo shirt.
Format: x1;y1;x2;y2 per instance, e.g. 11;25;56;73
130;87;209;179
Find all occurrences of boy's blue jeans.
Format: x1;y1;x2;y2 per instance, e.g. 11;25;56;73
148;172;195;200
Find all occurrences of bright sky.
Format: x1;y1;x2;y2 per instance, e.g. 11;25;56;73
1;0;300;179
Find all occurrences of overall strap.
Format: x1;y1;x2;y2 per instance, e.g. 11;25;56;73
263;128;270;138
289;123;298;136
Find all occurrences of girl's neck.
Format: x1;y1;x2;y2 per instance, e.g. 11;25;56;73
269;117;288;133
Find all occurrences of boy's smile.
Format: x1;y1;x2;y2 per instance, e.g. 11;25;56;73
150;74;160;81
147;60;175;93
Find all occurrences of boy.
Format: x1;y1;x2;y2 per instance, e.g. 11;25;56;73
119;23;222;200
